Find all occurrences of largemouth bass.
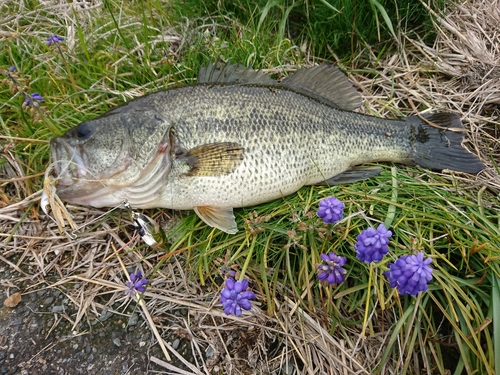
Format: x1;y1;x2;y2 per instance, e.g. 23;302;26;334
49;62;484;233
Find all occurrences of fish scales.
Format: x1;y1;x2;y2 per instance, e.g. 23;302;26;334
49;62;485;233
148;84;410;209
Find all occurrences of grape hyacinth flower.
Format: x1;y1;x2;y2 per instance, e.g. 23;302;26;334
317;196;345;224
355;223;392;263
317;252;347;285
220;278;256;317
47;34;64;46
23;92;44;107
125;270;149;297
385;252;433;296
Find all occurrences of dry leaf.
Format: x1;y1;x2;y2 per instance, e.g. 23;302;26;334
4;292;22;308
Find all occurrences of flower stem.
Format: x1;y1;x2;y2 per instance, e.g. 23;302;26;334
239;236;257;281
361;262;374;339
57;44;78;93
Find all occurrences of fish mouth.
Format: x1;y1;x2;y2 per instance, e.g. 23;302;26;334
50;138;89;187
48;138;119;205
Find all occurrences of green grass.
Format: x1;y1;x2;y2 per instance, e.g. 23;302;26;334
1;0;498;373
163;168;498;374
167;0;447;61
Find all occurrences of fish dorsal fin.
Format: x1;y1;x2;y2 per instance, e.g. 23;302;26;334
194;206;238;234
281;64;362;111
182;142;245;176
198;61;276;85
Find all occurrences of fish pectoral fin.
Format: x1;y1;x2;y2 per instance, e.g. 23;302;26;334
183;142;245;176
281;64;362;111
315;166;383;185
197;61;276;85
194;206;238;234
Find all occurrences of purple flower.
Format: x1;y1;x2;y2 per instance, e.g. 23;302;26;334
385;252;433;296
220;278;256;317
355;223;392;263
23;92;44;107
125;270;149;297
317;196;345;224
47;34;64;46
317;252;347;285
8;66;16;72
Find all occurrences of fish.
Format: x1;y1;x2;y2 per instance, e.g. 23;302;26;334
49;62;485;234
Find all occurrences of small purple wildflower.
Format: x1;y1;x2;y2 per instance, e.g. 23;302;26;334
220;266;236;278
317;252;347;285
355;223;392;263
23;92;44;107
125;270;149;297
47;34;64;46
317;196;345;224
385;252;433;296
8;66;16;72
220;278;256;317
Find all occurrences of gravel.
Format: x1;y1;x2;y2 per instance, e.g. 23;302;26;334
0;269;189;375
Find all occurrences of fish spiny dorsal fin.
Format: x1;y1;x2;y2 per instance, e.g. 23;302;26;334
281;64;362;111
198;61;276;85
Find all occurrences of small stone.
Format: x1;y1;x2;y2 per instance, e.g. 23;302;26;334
206;346;214;359
128;314;138;326
51;306;64;313
42;297;54;306
97;309;113;322
26;302;37;310
172;339;180;350
113;338;121;347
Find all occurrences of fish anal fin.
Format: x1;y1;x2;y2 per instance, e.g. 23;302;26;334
198;61;276;85
194;206;238;234
182;142;245;176
315;166;383;185
281;64;362;111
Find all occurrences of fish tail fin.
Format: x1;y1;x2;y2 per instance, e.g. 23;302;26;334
405;113;484;174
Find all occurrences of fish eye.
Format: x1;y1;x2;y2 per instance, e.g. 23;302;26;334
76;122;94;140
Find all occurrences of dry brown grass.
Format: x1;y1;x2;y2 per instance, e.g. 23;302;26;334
1;1;499;374
350;0;499;193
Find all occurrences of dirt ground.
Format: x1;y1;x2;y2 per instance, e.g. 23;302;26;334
0;267;193;375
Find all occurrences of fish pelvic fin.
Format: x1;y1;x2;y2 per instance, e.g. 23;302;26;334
406;113;485;174
194;206;238;234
